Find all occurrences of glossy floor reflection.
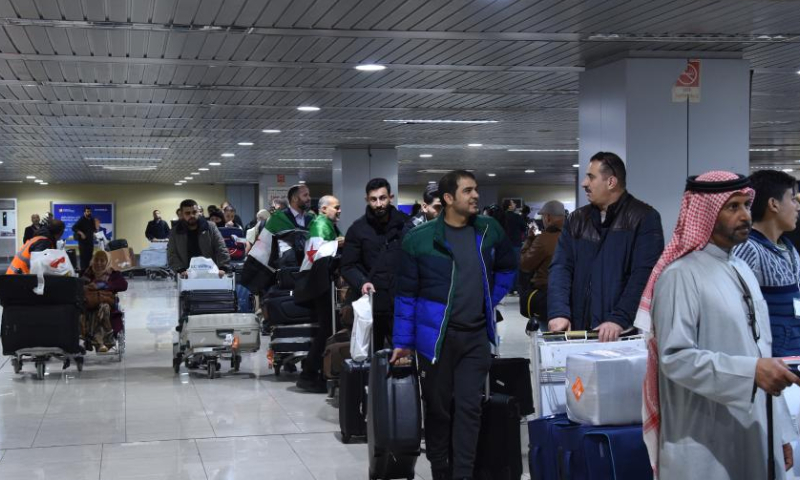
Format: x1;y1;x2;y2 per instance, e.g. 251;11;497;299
0;278;531;480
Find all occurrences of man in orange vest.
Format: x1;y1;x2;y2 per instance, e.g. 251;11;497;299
5;219;66;275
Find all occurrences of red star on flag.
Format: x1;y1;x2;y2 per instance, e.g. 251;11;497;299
306;248;318;263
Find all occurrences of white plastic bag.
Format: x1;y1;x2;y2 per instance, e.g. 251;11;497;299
186;256;219;279
350;294;373;362
248;225;274;268
29;249;76;295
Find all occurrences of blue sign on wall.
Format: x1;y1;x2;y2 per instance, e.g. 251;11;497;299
52;202;115;246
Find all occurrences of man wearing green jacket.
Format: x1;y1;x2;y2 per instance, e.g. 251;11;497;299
265;184;314;268
297;195;343;392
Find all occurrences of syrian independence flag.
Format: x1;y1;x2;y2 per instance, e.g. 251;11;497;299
300;219;338;271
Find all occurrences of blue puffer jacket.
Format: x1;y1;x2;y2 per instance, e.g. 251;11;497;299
547;192;664;330
393;214;517;362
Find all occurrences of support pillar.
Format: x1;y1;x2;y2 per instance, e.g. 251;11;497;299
333;146;398;232
579;55;750;236
258;174;300;210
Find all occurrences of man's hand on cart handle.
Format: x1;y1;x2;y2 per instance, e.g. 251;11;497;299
390;348;413;365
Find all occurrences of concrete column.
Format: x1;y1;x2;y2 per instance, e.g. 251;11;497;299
579;55;750;236
333;146;398;232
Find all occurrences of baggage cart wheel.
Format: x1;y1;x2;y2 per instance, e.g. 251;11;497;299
35;360;45;380
76;357;84;372
284;362;297;374
274;364;281;376
173;357;181;374
208;361;217;379
232;355;242;372
11;358;21;374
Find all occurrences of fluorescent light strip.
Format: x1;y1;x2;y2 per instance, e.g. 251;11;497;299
101;166;157;171
383;119;498;124
80;147;169;150
237;142;254;146
221;153;235;157
507;149;579;152
277;158;332;162
198;168;209;171
355;64;386;71
749;148;780;152
262;129;281;133
84;157;163;161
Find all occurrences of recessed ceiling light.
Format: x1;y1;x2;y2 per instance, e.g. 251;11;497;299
468;144;483;147
508;149;580;153
355;64;387;72
783;168;794;172
573;164;580;168
34;179;43;183
184;177;193;180
384;119;498;124
40;182;48;185
297;106;320;112
237;142;254;146
525;169;535;173
175;182;183;186
487;173;496;177
298;180;306;184
0;161;4;164
419;154;433;158
209;162;221;166
191;172;200;175
26;176;36;179
262;129;281;133
221;153;235;157
198;168;209;171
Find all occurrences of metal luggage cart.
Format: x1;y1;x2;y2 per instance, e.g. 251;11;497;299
326;280;350;396
11;347;85;380
529;330;645;418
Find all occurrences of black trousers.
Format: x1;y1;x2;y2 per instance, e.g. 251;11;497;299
78;240;93;272
418;327;491;479
302;291;334;379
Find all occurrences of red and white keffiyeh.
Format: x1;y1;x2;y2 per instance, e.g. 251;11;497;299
633;171;754;478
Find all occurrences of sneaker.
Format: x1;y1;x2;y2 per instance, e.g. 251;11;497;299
296;377;327;394
98;345;109;353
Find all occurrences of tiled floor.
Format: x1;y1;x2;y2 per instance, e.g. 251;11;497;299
0;278;531;480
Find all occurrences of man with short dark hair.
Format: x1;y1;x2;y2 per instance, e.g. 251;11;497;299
392;170;517;480
263;184;314;268
734;170;800;357
404;183;442;234
548;151;664;341
145;210;170;241
341;178;408;349
6;220;66;275
23;214;40;243
72;206;96;272
167;199;230;277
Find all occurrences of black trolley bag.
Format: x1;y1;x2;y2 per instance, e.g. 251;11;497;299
339;291;372;443
367;348;421;480
179;290;237;318
0;275;84;354
473;373;523;480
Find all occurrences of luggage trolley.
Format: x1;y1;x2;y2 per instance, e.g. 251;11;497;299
173;274;259;378
0;275;86;380
529;330;645;418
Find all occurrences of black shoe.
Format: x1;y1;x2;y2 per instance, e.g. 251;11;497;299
296;377;328;393
431;466;450;480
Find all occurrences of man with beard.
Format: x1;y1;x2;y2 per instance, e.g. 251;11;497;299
167;199;230;277
72;206;97;273
341;178;408;349
264;184;314;268
145;209;170;242
403;183;443;235
636;171;797;480
391;170;517;480
548;151;664;341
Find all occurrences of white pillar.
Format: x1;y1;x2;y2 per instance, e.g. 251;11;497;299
579;55;750;236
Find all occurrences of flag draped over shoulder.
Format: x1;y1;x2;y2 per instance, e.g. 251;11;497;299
301;216;338;271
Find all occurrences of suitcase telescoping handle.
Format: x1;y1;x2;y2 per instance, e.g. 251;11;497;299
215;329;234;339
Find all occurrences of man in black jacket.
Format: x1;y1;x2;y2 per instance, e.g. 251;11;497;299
145;210;170;241
22;214;40;243
341;178;408;349
72;206;96;272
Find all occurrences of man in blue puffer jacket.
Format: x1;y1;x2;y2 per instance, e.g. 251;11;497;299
391;170;517;480
734;169;800;357
548;152;664;341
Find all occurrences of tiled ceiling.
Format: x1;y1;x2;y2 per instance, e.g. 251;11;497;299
0;0;797;186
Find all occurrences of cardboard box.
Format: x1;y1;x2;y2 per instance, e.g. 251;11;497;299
108;247;135;271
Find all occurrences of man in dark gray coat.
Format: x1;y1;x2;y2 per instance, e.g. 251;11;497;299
167;198;230;277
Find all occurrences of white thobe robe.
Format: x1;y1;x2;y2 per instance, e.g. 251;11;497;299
653;243;796;480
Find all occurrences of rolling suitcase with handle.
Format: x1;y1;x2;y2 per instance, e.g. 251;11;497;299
489;357;534;416
180;290;237;318
181;313;261;352
367;348;421;480
473;391;523;480
339;358;369;443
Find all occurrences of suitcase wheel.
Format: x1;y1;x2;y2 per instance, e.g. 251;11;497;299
35;360;45;380
11;358;21;374
173;357;181;374
231;355;242;372
76;357;84;372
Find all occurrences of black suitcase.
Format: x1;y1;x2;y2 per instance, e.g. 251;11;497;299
277;267;299;290
108;239;128;251
473;392;522;480
265;288;313;326
270;324;318;353
0;275;84;307
180;290;237;318
489;357;534;416
339;358;369;443
368;349;421;480
1;304;83;354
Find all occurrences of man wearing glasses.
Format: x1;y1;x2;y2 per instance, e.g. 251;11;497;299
634;171;798;479
548;151;664;341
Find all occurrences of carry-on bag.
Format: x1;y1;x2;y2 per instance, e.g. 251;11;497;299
180;290;237;318
236;284;254;313
108;239;128;251
0;275;83;307
473;377;523;479
1;304;83;354
181;313;260;352
583;424;651;480
339;358;369;443
323;329;351;380
139;248;168;268
265;288;314;326
270;324;317;353
367;348;421;480
528;413;572;480
489;357;534;416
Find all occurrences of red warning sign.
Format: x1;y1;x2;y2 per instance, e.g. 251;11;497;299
672;59;701;103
